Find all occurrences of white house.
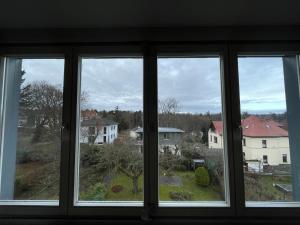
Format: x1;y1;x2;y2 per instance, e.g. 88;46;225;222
208;116;290;171
80;117;118;144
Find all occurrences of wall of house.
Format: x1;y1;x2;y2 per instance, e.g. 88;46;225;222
243;136;290;166
208;130;223;149
80;125;118;144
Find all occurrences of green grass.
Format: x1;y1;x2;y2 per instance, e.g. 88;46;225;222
159;171;223;201
90;171;222;201
105;173;143;201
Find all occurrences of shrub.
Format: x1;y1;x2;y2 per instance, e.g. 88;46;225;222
169;191;192;201
82;183;107;201
111;185;123;193
195;167;210;187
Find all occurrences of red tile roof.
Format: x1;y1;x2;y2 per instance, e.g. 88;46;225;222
212;115;288;137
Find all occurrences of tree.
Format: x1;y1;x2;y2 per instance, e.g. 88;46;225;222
158;98;179;127
117;144;143;194
21;81;63;142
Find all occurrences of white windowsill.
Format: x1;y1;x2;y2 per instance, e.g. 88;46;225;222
246;201;300;207
159;201;229;207
0;200;59;206
74;201;143;207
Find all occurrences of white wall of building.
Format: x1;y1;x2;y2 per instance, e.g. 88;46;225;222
80;124;118;144
208;129;290;166
208;130;223;149
243;136;290;166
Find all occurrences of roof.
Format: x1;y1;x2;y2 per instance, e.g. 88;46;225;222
212;115;288;137
81;117;118;127
212;121;223;135
135;127;184;133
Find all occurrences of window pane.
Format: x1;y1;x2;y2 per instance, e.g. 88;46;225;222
238;56;300;204
158;57;228;204
0;58;64;203
76;58;143;204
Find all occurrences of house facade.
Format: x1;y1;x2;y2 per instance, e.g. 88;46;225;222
80;110;118;144
208;116;290;169
134;127;184;155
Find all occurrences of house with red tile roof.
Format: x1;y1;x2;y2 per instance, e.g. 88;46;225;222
208;116;290;171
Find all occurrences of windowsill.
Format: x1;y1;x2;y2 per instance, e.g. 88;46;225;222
159;201;229;207
246;201;300;208
74;201;143;207
0;200;59;206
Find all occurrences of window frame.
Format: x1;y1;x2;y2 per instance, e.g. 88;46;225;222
0;42;299;221
153;44;236;218
67;45;146;217
0;46;73;217
229;43;300;218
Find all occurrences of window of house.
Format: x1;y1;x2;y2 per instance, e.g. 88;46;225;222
243;138;246;146
158;56;229;206
210;135;212;142
263;155;268;164
214;136;218;143
163;133;169;140
75;57;143;205
283;154;288;163
0;57;64;205
262;140;267;148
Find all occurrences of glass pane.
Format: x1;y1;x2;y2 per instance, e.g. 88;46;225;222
0;58;64;203
76;58;143;203
158;57;227;203
238;56;300;204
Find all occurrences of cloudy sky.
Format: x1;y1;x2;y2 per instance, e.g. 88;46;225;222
21;57;287;114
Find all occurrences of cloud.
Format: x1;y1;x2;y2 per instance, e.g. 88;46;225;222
20;57;288;114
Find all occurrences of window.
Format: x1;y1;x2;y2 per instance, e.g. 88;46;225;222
210;135;212;142
214;136;218;143
283;154;288;163
238;56;300;205
163;133;169;140
262;140;267;148
0;58;64;204
158;56;228;205
243;138;246;146
76;57;143;205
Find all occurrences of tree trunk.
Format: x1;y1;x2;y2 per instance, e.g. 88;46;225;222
132;177;139;194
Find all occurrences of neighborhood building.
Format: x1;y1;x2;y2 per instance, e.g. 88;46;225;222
208;116;290;171
133;127;184;155
80;110;118;144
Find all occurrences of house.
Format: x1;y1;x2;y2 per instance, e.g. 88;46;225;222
208;116;290;170
80;110;118;144
134;127;184;155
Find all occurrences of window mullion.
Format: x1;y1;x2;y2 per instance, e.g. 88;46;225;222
143;43;158;218
228;45;246;215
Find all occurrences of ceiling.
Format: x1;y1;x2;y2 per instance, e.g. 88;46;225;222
1;0;300;29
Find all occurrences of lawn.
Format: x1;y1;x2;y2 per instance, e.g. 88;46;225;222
159;171;223;201
89;171;222;201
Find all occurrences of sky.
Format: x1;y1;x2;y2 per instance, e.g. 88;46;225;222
21;57;287;114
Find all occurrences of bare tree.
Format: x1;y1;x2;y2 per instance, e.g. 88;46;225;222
158;97;179;127
91;117;103;144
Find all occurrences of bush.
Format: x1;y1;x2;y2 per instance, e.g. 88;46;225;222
195;167;210;187
169;191;193;201
111;185;123;193
82;183;107;201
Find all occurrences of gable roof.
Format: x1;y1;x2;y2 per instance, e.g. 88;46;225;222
212;115;288;137
135;127;184;133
